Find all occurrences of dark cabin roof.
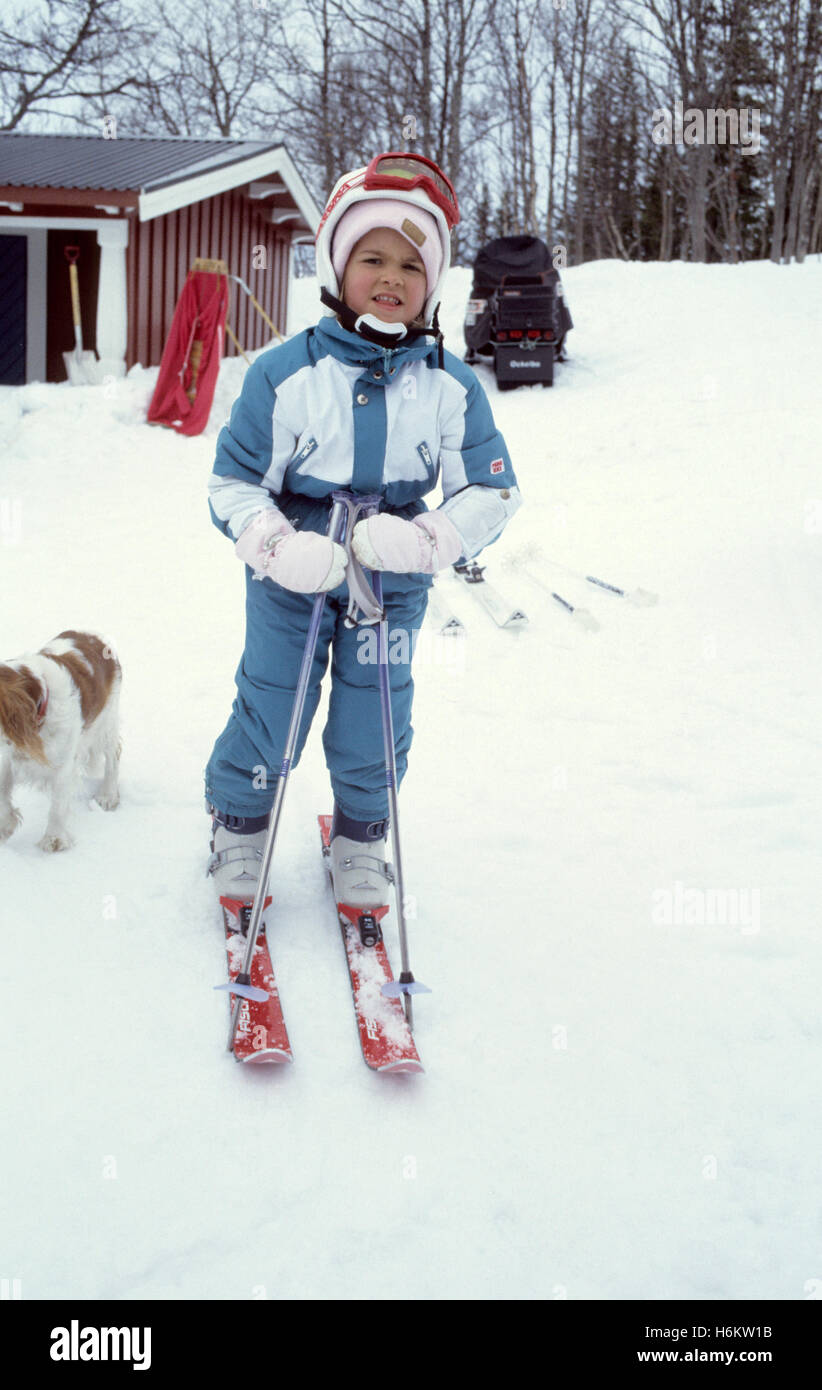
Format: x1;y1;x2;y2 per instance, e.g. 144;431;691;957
0;132;291;192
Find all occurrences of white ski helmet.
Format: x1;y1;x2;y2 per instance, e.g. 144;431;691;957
315;152;460;329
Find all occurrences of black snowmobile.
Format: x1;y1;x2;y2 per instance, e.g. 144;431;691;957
463;235;573;388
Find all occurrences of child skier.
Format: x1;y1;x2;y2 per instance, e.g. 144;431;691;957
204;152;521;909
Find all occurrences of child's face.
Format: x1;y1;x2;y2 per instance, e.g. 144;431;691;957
340;227;427;326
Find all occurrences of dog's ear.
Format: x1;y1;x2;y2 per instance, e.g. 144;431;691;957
0;666;49;764
0;665;20;742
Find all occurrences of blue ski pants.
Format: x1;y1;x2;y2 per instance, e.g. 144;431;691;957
205;560;429;823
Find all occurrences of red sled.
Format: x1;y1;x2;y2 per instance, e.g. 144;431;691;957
147;260;229;437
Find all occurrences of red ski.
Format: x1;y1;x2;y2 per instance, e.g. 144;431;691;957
221;897;292;1064
318;815;423;1074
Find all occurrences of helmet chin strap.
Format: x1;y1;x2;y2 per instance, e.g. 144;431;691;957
320;287;440;350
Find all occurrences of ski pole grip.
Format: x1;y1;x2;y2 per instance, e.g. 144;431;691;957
330;490;384;625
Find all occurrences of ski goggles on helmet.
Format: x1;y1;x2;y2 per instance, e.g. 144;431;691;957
363;153;460;230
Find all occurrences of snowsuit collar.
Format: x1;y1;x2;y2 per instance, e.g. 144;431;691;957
314;315;442;374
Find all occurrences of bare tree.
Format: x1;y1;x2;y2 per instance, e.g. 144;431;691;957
254;0;389;197
83;0;282;137
0;0;145;130
761;0;822;261
581;21;646;260
259;0;496;256
552;0;603;262
623;0;721;261
486;0;549;235
545;0;564;245
570;0;595;261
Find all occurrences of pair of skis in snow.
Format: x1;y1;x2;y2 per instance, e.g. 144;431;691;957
219;819;424;1074
427;561;529;633
428;561;658;637
522;561;658;632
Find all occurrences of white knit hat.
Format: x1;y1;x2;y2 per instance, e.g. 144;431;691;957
331;198;443;297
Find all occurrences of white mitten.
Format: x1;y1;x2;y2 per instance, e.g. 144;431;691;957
235;509;347;593
351;510;464;575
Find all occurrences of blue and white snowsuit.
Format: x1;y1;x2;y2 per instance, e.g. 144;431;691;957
205;314;521;823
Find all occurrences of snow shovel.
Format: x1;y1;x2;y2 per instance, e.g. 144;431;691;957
63;246;100;384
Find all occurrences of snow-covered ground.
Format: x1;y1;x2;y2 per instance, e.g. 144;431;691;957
1;257;820;1300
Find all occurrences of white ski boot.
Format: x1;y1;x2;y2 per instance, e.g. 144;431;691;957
207;809;269;904
329;808;393;910
329;834;394;909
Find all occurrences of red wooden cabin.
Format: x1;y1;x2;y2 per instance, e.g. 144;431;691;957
0;133;320;385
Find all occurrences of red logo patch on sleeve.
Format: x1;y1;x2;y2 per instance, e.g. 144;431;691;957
490;458;505;475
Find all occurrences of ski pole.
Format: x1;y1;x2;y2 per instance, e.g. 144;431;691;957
540;557;658;607
224;496;348;1054
324;492;429;1025
520;566;600;630
548;587;600;631
584;572;657;605
369;565;431;1028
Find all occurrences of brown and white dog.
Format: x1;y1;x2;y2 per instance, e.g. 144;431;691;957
0;631;122;852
